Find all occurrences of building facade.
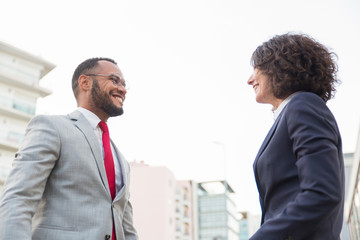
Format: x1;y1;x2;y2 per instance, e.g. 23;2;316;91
130;162;253;240
238;211;261;240
0;41;54;190
129;161;200;240
238;212;248;240
198;181;239;240
176;180;198;240
344;122;360;239
129;161;177;240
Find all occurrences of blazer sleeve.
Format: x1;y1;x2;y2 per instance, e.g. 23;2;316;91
122;199;138;240
0;115;60;239
250;95;344;240
122;161;138;240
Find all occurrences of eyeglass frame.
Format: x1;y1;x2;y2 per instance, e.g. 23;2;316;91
85;73;128;90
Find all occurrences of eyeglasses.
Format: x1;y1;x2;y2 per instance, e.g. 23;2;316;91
85;73;128;90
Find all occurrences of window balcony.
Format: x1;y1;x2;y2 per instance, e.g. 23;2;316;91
0;104;33;121
0;130;23;151
0;72;51;98
0;138;19;152
0;167;11;184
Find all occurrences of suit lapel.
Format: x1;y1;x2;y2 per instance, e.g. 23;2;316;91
68;111;109;194
111;141;126;201
253;110;284;224
254;110;284;166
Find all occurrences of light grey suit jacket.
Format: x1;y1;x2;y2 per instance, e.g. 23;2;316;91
0;110;138;240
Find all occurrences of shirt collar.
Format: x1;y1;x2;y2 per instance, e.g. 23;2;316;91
77;107;102;129
272;92;301;120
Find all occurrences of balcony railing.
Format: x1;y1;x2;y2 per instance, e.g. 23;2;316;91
0;94;36;115
0;131;23;151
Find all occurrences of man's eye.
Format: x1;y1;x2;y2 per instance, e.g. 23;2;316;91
109;75;126;87
111;77;120;84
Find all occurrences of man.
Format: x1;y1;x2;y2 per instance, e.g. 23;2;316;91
0;57;138;240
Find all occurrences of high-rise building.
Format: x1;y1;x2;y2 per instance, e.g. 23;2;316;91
130;162;244;240
198;180;239;240
176;180;198;240
340;152;354;240
344;122;360;240
130;161;200;240
238;212;261;240
238;212;248;240
0;41;55;189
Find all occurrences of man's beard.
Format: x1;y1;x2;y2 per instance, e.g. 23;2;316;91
91;79;124;117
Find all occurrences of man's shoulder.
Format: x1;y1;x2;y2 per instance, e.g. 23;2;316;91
29;113;72;127
31;113;69;121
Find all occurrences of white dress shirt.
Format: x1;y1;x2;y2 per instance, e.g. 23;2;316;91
77;107;123;195
272;92;301;120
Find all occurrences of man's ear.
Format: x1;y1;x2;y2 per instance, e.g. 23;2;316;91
78;75;92;91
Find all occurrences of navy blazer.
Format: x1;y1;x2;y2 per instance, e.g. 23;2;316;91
249;92;344;240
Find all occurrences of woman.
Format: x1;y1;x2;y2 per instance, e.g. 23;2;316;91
247;33;344;240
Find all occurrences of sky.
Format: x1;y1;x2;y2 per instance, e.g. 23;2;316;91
1;0;359;214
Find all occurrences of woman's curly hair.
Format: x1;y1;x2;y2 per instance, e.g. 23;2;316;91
250;33;340;102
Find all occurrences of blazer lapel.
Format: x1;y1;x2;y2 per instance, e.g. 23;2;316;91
253;110;284;224
68;111;109;193
111;141;126;200
254;110;283;166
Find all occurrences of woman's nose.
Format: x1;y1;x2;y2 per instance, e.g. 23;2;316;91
247;74;254;85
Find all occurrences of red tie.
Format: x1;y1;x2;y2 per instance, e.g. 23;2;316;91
98;121;116;240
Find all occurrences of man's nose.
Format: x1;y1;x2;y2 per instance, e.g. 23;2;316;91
117;85;127;94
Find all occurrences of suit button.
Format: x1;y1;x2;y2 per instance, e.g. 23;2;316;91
105;234;111;240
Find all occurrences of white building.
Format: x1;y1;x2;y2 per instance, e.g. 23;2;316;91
0;41;55;189
344;122;360;240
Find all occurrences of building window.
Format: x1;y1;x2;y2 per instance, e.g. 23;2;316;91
12;100;35;115
6;131;24;144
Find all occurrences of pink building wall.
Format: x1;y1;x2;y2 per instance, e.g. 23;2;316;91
129;161;176;240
